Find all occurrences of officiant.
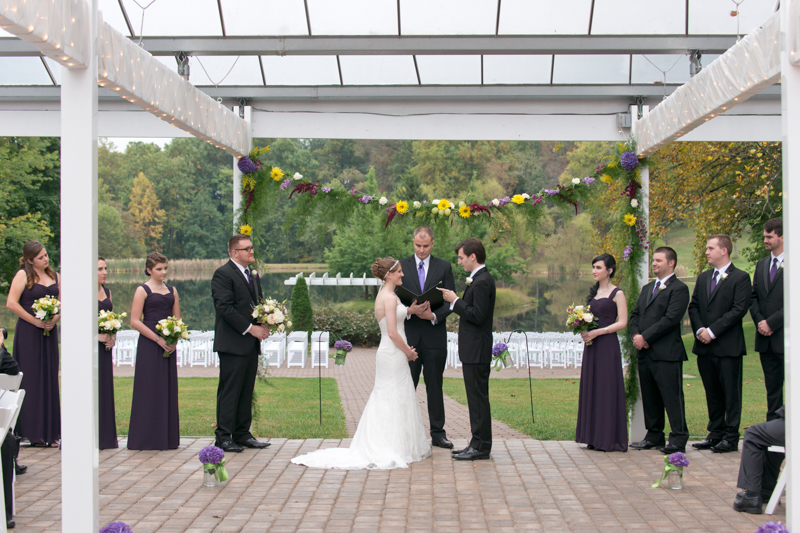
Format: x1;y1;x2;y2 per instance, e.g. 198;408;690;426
397;227;456;449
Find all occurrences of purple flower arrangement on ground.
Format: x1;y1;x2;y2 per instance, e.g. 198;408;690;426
756;523;789;533
199;445;229;483
100;522;133;533
491;342;512;371
334;339;353;366
652;451;689;488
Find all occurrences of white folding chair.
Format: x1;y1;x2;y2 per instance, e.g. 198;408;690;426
188;331;213;367
525;333;545;369
447;332;461;369
310;331;330;368
765;445;787;515
547;333;568;369
0;373;22;393
113;330;139;367
261;333;286;367
573;335;585;368
286;331;308;368
0;389;25;531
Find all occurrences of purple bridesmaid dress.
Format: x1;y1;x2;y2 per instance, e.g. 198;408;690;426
98;286;119;449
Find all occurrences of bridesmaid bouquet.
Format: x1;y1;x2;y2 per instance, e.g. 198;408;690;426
252;298;292;334
98;310;128;351
32;296;61;336
566;304;599;345
155;316;189;357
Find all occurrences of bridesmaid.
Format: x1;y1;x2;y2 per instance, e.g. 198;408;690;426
127;252;181;450
97;257;119;450
575;253;629;452
5;241;61;446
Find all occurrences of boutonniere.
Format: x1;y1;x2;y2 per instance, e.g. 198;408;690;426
466;278;473;286
658;284;666;291
251;269;258;277
780;262;784;269
719;271;729;281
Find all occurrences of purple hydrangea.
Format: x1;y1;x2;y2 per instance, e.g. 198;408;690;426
583;176;595;185
668;452;689;468
359;195;373;204
322;187;331;193
492;343;509;357
756;523;789;533
199;445;225;465
595;164;605;174
544;189;557;196
100;523;133;533
280;179;291;190
237;157;257;174
622;245;632;261
334;340;353;352
620;151;639;172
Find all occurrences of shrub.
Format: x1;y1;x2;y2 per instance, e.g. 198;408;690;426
290;277;314;337
314;307;381;346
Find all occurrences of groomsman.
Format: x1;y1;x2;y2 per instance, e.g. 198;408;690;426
749;217;784;421
689;234;752;453
629;247;690;454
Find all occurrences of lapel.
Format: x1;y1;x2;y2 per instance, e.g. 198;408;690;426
228;260;256;303
708;264;733;305
767;257;783;295
423;256;442;292
406;257;423;294
645;276;671;308
464;267;487;300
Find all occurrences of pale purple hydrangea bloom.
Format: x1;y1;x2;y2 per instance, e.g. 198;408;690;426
583;176;595;185
280;179;291;190
322;187;331;193
668;452;689;468
622;245;632;261
199;445;224;465
237;157;257;174
756;523;789;533
497;196;511;207
100;523;133;533
492;343;509;357
620;151;639;172
544;189;557;196
359;195;373;204
334;340;353;352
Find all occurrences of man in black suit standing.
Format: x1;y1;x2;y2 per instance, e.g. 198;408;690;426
439;238;496;461
211;234;271;453
749;217;784;421
629;247;691;454
398;226;456;449
689;234;752;453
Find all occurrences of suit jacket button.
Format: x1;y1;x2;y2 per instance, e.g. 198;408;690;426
767;298;770;303
643;314;646;318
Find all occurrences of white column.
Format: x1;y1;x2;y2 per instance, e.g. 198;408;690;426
781;1;799;527
59;0;99;530
232;106;252;232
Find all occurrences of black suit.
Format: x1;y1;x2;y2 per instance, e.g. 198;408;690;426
738;405;784;496
397;255;455;439
211;260;263;444
452;267;496;453
688;263;751;443
629;275;690;448
749;255;784;420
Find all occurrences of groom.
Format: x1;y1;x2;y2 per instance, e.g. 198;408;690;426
439;238;496;461
211;234;271;453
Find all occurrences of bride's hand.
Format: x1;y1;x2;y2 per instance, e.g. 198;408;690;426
406;347;418;362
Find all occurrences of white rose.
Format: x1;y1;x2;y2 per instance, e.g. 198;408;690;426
286;321;292;328
251;269;258;276
522;193;530;199
35;310;46;319
572;177;580;185
583;313;594;322
413;201;421;208
630;199;639;208
432;199;440;205
293;172;303;180
273;311;285;322
492;199;500;207
113;320;121;329
379;197;388;205
252;309;259;318
574;305;584;313
181;331;189;339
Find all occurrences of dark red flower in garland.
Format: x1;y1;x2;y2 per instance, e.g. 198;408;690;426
289;182;318;199
466;202;492;217
553;185;579;214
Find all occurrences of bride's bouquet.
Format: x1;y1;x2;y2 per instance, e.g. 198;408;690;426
98;310;128;351
566;304;599;345
252;298;292;334
32;296;61;336
155;316;189;357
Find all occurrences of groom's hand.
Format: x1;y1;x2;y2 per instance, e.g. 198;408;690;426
249;325;270;341
438;288;456;303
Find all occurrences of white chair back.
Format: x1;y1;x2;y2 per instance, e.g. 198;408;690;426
113;330;139;367
310;331;330;368
0;389;25;532
261;332;287;367
0;372;23;392
446;331;461;369
286;331;308;368
189;331;214;367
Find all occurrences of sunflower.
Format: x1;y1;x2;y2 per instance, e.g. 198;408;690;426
459;205;471;218
239;224;253;235
623;213;637;226
396;201;409;214
437;199;451;210
271;167;284;181
511;194;525;204
600;174;613;184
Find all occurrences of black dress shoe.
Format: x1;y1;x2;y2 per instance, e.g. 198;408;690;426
451;446;469;455
711;440;738;453
658;444;686;454
630;440;664;450
14;462;26;475
6;518;14;529
237;437;270;449
733;491;763;514
432;437;454;449
691;438;721;450
453;447;490;461
215;440;244;453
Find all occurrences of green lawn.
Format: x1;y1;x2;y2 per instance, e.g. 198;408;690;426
113;377;348;439
443;320;772;441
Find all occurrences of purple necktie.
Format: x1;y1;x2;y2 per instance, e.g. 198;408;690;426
652;282;660;297
418;260;425;290
245;268;256;294
709;271;719;294
770;258;779;283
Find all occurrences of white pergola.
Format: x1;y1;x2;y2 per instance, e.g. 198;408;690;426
0;0;796;529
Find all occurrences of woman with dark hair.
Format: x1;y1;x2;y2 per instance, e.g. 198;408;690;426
127;252;181;450
97;257;118;449
575;253;629;452
5;241;61;446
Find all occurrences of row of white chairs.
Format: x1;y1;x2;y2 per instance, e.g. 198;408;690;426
0;373;25;531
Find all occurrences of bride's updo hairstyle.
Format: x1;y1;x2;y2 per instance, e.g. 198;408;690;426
586;253;616;305
371;257;400;281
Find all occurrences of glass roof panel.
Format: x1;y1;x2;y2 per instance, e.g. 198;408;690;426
401;0;496;35
260;56;340;85
631;54;690;84
307;0;397;36
484;55;551;84
0;57;52;85
43;57;62;85
339;55;417;85
552;55;628;84
189;55;263;85
689;0;776;34
499;0;592;35
121;0;222;36
416;55;481;85
592;0;685;34
222;0;309;36
99;0;132;36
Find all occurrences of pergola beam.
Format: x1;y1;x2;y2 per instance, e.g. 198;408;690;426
0;34;740;57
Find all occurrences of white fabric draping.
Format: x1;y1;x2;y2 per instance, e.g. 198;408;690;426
635;11;781;156
0;0;89;68
96;16;250;156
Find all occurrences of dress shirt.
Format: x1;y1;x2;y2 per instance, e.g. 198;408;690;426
771;251;785;268
231;258;254;335
653;272;675;291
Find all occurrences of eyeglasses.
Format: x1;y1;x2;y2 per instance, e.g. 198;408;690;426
234;246;254;252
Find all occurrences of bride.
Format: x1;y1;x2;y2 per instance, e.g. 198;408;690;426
291;257;431;469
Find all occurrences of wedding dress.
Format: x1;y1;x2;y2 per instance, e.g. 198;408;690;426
291;302;431;469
